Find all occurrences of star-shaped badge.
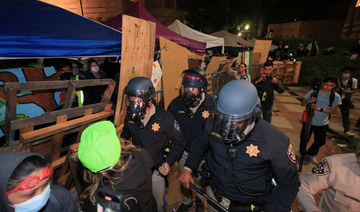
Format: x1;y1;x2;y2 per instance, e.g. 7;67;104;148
246;144;260;157
152;122;160;132
202;110;210;119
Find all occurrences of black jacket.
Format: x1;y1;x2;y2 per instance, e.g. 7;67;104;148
0;152;78;212
121;105;185;168
83;150;157;212
253;77;285;110
167;94;213;151
185;119;300;212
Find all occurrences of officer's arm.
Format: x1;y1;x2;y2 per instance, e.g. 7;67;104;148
297;165;331;212
264;141;300;211
164;115;185;167
184;119;211;172
120;117;131;140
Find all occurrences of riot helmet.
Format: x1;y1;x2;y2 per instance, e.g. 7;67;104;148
181;68;208;108
124;77;155;122
212;80;261;144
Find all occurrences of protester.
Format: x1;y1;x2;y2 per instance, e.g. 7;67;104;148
297;141;360;212
179;80;300;212
82;58;107;105
296;43;307;57
236;63;251;81
336;66;358;136
253;61;285;123
306;39;319;56
299;77;341;164
0;152;78;212
78;121;157;212
120;77;185;212
168;69;213;212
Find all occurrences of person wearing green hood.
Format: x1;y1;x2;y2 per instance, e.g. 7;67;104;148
78;121;157;212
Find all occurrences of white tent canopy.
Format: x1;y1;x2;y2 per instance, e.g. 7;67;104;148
211;30;252;48
168;20;224;50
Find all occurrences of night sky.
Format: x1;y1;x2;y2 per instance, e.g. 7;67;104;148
177;0;351;37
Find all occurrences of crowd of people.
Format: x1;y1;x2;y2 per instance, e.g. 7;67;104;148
0;56;359;212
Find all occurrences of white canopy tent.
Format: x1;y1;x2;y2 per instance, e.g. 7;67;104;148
211;30;252;48
168;20;224;52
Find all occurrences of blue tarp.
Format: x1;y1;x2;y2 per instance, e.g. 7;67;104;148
0;0;122;58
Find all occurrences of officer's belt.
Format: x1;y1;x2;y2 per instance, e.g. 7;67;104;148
229;201;264;212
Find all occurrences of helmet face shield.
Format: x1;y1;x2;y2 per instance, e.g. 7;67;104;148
211;109;248;144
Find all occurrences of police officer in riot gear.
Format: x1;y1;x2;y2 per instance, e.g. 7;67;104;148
168;69;213;212
121;77;185;212
179;80;300;212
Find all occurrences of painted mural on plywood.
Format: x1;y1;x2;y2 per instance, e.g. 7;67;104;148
0;67;62;137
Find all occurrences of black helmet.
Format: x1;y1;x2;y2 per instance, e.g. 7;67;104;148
124;77;155;122
182;68;208;90
181;69;208;108
212;80;261;144
125;77;155;98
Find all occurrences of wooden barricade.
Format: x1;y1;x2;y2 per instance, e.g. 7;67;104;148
3;79;115;188
270;61;302;85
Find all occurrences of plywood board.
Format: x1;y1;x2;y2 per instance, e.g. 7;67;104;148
205;56;227;74
159;36;188;109
253;40;272;64
114;15;156;127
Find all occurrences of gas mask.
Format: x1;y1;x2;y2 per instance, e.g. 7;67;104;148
126;97;148;122
182;87;201;108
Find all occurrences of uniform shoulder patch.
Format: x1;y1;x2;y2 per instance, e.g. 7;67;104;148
287;144;296;164
174;120;181;132
211;132;222;139
312;159;331;176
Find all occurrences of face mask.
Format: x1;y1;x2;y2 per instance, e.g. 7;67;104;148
91;66;100;73
343;73;351;79
126;99;147;122
9;184;51;212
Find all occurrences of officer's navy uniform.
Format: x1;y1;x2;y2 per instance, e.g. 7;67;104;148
121;104;185;169
185;119;300;211
168;94;213;152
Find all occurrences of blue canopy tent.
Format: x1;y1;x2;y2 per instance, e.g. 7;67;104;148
0;0;122;58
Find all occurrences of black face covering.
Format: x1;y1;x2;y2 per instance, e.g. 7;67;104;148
183;90;200;108
126;100;147;122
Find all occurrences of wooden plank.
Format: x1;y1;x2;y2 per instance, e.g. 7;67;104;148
20;110;114;143
76;109;94;143
19;124;34;152
114;15;156;127
51;115;68;161
251;52;261;65
293;61;302;84
188;51;203;60
252;40;272;64
63;81;76;109
159;36;189;109
5;87;17;145
205;56;227;75
101;80;115;103
51;156;66;169
5;79;114;91
11;103;108;130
